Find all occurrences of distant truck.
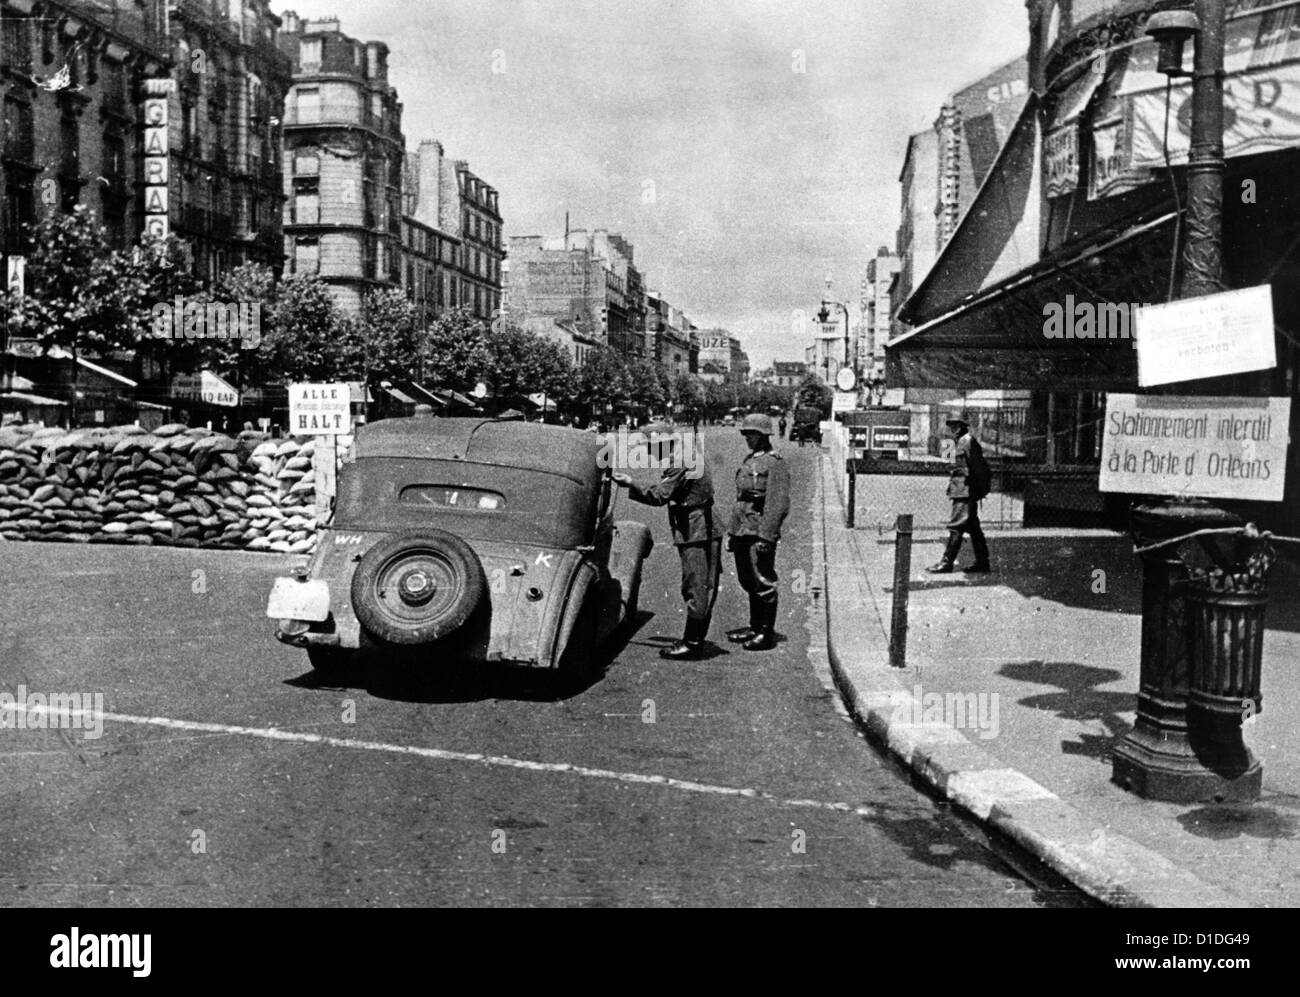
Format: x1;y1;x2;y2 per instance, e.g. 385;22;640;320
790;406;823;446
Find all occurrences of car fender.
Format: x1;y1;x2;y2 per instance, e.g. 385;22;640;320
544;556;601;670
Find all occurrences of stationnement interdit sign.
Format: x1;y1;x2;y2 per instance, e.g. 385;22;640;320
1099;394;1291;502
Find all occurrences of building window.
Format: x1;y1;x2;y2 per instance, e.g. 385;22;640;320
2;15;32;73
294;238;320;275
103;132;126;185
294;149;320;176
60;114;79;178
294;188;320;224
299;38;322;69
3;97;32;164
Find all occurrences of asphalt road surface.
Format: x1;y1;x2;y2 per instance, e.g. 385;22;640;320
0;426;1089;907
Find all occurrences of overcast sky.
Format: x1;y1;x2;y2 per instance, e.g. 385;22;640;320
273;0;1028;368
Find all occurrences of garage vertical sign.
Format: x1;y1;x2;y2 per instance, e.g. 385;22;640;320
143;79;172;241
289;383;354;520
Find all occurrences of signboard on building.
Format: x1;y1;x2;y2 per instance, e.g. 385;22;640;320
1135;285;1276;386
173;371;239;408
1098;394;1290;502
844;409;910;455
289;382;352;434
143;78;173;241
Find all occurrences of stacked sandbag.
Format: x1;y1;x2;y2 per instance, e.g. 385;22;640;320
0;423;324;554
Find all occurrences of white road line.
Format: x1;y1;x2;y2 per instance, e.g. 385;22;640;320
13;703;877;818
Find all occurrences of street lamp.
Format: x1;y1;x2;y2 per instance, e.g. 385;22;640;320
1112;0;1265;803
817;276;851;382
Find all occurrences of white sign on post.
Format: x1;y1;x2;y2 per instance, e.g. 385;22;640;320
1135;285;1276;387
832;390;857;413
1099;394;1291;502
289;382;352;435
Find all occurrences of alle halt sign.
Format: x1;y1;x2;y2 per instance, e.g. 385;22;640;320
289;383;352;435
1099;394;1291;502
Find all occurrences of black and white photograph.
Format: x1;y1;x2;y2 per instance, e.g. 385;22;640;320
0;0;1295;939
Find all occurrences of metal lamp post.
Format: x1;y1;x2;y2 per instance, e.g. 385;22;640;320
1112;0;1264;802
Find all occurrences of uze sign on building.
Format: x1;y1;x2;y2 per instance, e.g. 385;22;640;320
289;383;352;435
1098;394;1290;502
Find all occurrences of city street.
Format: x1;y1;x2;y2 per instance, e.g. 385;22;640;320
0;429;1086;907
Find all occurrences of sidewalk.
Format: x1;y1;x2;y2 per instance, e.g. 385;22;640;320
817;452;1300;908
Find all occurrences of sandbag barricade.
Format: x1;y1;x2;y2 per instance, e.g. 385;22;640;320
0;424;324;554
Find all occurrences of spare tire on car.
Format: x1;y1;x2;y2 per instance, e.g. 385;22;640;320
350;529;487;645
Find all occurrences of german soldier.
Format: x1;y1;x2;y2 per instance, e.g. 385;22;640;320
726;413;791;651
927;413;992;574
612;422;721;660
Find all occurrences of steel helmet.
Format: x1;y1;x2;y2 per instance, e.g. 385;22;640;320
740;413;773;435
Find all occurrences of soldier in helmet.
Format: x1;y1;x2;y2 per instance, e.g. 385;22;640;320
726;413;791;651
612;421;721;660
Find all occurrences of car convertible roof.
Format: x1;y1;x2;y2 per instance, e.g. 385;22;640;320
352;417;605;487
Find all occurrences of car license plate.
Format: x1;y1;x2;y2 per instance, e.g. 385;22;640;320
266;577;331;621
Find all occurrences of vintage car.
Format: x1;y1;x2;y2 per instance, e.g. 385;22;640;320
790;406;824;446
266;417;653;683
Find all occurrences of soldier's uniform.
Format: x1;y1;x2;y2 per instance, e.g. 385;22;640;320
621;427;721;658
627;463;721;632
727;416;791;650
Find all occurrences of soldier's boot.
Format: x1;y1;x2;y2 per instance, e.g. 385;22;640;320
927;533;963;574
743;601;777;651
727;596;763;642
963;530;991;573
661;616;710;660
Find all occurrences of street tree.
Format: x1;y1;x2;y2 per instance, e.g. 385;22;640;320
572;345;628;422
255;275;355;383
358;288;421;385
796;373;833;417
423;307;490;394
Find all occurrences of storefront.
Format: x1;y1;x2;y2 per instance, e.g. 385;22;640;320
886;0;1300;531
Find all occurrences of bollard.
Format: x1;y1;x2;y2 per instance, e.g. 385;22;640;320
889;513;913;668
846;459;856;529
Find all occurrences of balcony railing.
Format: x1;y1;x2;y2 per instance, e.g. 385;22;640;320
282;103;380;130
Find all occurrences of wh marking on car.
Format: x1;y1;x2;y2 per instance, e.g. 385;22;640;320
267;417;653;684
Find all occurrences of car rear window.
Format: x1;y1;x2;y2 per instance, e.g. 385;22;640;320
333;458;594;547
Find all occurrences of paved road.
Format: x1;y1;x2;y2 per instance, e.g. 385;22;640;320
0;427;1088;906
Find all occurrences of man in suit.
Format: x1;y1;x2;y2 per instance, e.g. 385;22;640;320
726;413;791;651
927;413;992;574
612;422;721;660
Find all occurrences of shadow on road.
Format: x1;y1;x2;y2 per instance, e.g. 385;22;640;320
285;610;657;704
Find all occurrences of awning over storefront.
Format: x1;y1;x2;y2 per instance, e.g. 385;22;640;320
385;386;418;405
899;93;1044;325
0;391;67;407
886;211;1178;391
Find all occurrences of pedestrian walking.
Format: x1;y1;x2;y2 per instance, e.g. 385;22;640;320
726;413;790;651
927;412;992;574
778;415;787;439
612;422;721;660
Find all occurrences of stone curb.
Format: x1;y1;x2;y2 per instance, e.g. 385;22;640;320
815;452;1241;908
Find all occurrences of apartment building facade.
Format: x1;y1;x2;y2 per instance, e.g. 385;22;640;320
278;12;404;314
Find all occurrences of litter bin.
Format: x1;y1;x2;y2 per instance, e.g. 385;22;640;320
1186;582;1267;719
